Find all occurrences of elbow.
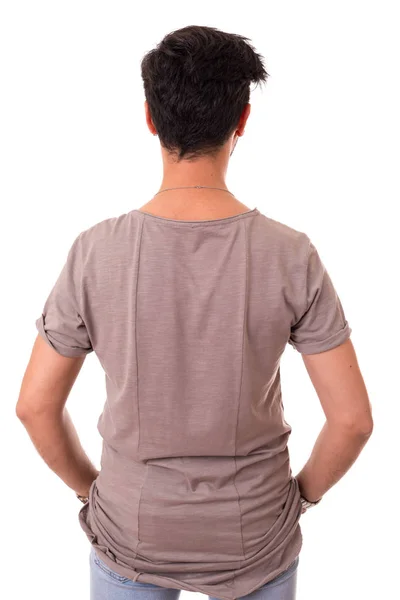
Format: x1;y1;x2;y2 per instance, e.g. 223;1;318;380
330;414;374;438
15;398;45;422
16;397;63;422
342;417;374;438
15;402;32;422
356;419;374;437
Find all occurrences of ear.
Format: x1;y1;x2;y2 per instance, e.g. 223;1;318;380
236;103;251;137
144;100;157;135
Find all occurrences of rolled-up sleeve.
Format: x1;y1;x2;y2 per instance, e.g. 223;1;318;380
35;233;93;358
288;239;352;354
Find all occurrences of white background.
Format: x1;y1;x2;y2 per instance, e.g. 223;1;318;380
1;2;398;599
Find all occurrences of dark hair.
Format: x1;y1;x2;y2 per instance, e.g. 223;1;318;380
140;25;269;161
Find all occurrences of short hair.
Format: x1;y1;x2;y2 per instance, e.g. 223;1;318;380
140;25;269;161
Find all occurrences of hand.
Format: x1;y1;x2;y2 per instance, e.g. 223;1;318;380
76;470;100;498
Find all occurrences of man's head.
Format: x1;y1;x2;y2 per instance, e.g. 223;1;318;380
141;25;269;163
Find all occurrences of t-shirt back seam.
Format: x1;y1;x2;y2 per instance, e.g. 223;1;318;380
232;218;248;590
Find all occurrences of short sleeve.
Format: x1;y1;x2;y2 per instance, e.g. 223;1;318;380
35;233;93;358
288;240;352;354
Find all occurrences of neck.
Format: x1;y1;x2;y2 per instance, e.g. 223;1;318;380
157;147;229;193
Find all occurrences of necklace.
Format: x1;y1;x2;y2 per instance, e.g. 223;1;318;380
154;185;235;197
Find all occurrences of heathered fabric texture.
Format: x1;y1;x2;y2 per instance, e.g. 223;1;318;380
35;206;351;600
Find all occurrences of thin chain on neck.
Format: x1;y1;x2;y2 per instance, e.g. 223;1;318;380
154;185;235;197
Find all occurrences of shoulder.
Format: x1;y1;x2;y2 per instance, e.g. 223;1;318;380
79;209;137;242
74;210;141;258
253;211;311;257
67;210;141;272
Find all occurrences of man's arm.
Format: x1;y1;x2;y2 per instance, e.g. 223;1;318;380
16;334;99;498
294;338;374;503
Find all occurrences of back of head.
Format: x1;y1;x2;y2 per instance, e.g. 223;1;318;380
140;25;269;161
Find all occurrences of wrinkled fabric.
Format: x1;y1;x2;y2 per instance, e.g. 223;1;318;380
36;206;351;600
89;545;299;600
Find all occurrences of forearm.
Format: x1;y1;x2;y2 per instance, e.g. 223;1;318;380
18;407;99;497
295;420;372;502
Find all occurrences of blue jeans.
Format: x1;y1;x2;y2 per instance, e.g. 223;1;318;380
89;546;299;600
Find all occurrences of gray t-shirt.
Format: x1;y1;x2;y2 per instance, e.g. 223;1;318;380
36;206;351;600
